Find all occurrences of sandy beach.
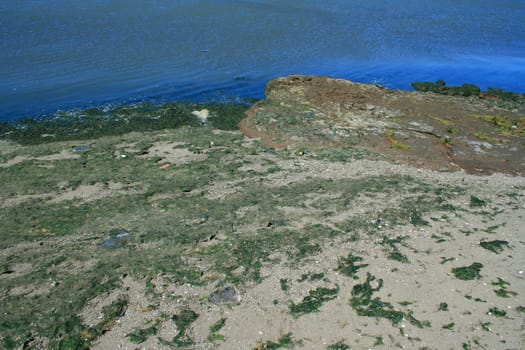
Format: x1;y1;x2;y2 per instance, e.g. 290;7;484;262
1;120;523;349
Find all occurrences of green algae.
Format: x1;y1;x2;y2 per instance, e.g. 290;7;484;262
127;325;158;344
290;286;339;316
451;263;483;280
492;278;517;298
469;196;487;208
442;322;455;330
97;298;128;332
280;278;290;292
208;318;226;342
350;273;404;325
381;236;410;263
0;113;473;348
0;102;250;145
480;240;509;254
411;80;481;97
481;321;491;331
350;273;429;328
327;341;350;350
438;302;449;311
488;307;506;318
166;308;199;347
258;333;301;349
335;253;368;279
297;272;325;282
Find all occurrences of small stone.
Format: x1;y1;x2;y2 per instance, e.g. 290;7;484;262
73;144;90;152
99;229;130;250
208;286;241;305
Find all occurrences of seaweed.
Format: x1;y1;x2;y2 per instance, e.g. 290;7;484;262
442;322;455;330
327;341;351;350
488;307;506;318
280;278;290;292
126;326;158;344
97;298;128;332
411;80;481;97
257;333;301;349
438;302;448;311
451;263;483;280
350;273;429;328
469;196;487;208
208;318;226;342
480;240;509;254
350;273;403;325
0;102;251;145
335;253;368;279
297;272;325;282
492;278;517;298
388;251;409;263
290;286;339;316
171;308;199;347
381;236;410;263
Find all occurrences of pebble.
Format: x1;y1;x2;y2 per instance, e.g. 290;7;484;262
208;286;241;304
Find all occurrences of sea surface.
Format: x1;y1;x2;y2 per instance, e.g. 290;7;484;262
1;0;525;121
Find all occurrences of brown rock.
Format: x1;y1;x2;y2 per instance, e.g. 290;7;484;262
239;75;525;175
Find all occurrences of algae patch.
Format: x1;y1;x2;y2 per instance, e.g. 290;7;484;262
335;253;368;279
451;263;483;280
289;286;339;316
479;240;509;254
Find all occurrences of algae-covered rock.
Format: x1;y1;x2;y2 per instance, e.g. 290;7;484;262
239;75;525;175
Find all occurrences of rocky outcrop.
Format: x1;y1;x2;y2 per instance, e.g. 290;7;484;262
239;75;524;175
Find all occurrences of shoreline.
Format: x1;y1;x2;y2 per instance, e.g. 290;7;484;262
2;76;525;124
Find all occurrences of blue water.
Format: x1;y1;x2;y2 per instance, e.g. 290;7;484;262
1;0;525;121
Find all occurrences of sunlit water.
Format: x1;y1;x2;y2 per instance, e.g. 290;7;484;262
1;0;524;120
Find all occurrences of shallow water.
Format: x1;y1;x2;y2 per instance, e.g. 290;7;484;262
1;0;524;120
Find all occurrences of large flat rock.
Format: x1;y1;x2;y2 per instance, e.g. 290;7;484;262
240;75;525;175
